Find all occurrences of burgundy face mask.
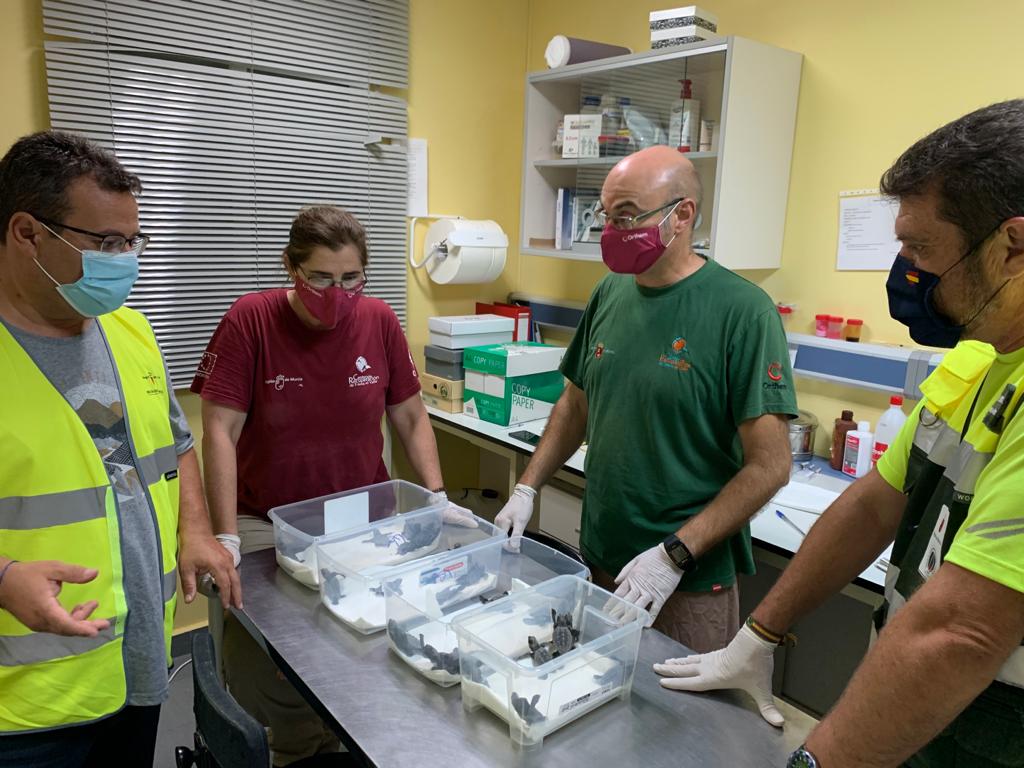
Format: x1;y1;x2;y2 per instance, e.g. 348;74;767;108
599;202;680;274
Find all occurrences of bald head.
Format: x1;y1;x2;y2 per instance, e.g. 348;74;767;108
602;146;703;212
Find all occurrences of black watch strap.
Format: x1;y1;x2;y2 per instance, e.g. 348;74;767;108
662;534;696;572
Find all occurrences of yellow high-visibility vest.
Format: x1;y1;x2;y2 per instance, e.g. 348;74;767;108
0;307;180;733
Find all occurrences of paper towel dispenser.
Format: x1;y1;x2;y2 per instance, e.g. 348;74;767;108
415;218;508;285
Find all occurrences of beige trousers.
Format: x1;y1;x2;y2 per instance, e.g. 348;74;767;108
590;565;740;654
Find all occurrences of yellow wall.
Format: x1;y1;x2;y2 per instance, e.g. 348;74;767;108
0;0;47;150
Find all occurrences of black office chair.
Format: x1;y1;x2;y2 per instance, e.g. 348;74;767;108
175;630;355;768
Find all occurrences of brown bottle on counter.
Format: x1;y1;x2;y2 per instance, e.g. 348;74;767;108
830;410;857;470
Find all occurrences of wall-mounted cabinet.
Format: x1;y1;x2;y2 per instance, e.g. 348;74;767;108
519;36;802;270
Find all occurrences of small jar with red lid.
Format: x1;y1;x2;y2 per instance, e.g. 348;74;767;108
826;316;844;339
815;314;829;337
845;318;863;342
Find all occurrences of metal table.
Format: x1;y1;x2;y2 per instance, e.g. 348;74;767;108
233;548;791;767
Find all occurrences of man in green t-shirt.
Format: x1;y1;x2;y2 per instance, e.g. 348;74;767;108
495;146;797;653
655;101;1024;768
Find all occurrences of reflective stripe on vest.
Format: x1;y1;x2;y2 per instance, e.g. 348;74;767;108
0;308;180;732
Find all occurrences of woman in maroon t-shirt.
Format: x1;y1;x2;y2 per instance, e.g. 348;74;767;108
191;205;471;760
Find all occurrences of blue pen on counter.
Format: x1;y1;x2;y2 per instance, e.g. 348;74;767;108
776;509;808;538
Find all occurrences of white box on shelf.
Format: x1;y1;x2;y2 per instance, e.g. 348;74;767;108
561;114;601;159
428;314;516;335
651;25;718;48
429;331;515;350
649;5;719;32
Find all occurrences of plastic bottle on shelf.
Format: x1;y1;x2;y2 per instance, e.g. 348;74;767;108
668;79;700;152
580;95;601;115
842;420;874;478
553;118;564;154
599;94;622;135
830;409;857;471
872;396;907;467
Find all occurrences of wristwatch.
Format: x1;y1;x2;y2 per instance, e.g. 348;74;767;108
787;746;820;768
661;534;696;573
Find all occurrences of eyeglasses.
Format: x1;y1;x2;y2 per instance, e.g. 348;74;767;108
34;215;150;255
299;266;368;293
595;198;685;230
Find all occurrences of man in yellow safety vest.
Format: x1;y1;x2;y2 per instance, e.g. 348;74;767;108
0;131;240;766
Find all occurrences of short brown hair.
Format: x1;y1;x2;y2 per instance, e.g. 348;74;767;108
284;205;369;269
0;130;142;244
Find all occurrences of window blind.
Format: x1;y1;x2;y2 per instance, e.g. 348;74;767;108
42;0;409;385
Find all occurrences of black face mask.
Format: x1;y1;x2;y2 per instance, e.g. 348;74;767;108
886;228;1008;348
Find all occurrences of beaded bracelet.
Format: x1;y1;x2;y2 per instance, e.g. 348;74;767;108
746;615;798;647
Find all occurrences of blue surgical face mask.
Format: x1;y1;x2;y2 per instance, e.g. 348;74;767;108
35;245;140;318
886;228;1007;348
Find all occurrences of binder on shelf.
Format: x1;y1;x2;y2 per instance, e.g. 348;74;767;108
475;302;532;341
555;187;575;250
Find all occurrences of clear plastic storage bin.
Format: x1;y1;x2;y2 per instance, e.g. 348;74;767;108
452;574;648;749
315;508;501;634
268;480;443;589
384;537;591;687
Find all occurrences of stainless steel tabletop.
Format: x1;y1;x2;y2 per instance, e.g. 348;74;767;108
233;548;791;768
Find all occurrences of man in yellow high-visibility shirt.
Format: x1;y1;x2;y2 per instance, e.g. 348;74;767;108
0;131;240;766
656;100;1024;768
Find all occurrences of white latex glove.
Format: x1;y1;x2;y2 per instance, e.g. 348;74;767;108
215;533;242;568
612;543;683;626
430;492;479;528
493;484;536;550
653;624;784;727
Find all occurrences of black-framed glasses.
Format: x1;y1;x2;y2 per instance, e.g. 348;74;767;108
299;266;368;293
33;215;150;255
595;198;686;230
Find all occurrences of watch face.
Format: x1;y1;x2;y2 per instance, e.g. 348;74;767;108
787;748;817;768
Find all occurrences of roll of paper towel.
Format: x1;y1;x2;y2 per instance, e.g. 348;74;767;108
544;36;632;68
423;219;507;285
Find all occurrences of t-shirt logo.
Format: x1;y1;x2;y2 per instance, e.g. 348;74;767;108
349;356;381;388
196;351;217;379
658;336;691;372
591;342;615;359
763;361;788;391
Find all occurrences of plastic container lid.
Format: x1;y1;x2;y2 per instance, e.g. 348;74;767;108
777;305;793;315
815;313;829;320
890;395;904;406
841;409;854;420
847;318;864;326
830;315;844;323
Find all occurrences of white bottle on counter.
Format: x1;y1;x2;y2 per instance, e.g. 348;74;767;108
872;396;907;467
842;420;874;478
